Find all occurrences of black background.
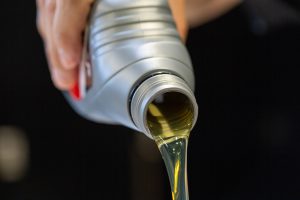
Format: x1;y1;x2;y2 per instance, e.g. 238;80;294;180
0;1;300;200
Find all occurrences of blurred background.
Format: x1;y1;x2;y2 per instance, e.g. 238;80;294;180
0;1;300;200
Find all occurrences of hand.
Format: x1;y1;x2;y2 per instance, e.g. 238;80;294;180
36;0;239;91
36;0;93;90
36;0;189;91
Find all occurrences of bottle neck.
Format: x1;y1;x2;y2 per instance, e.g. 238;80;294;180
130;74;198;139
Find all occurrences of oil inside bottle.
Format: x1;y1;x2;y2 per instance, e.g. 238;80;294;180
146;92;194;200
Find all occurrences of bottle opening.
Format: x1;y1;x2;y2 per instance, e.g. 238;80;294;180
146;92;194;143
130;73;198;140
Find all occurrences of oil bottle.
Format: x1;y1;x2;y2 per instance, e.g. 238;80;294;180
65;1;198;199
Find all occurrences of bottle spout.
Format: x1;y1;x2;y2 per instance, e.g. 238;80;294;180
130;74;198;140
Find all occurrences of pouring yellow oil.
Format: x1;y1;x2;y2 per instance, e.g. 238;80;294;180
146;92;194;200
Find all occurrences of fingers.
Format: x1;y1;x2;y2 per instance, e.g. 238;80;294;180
53;0;90;69
46;38;78;90
36;0;93;90
36;0;187;90
46;0;77;89
168;0;188;41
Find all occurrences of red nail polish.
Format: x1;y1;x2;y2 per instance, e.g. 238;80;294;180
70;80;81;100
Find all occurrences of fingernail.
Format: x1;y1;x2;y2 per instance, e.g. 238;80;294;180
70;80;81;100
58;49;78;70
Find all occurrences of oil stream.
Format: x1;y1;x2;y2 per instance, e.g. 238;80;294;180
146;92;194;200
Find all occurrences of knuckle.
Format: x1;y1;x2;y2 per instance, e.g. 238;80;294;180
45;0;56;14
54;31;70;49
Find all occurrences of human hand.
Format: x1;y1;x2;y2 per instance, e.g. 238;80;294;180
36;0;239;91
36;0;189;91
36;0;93;90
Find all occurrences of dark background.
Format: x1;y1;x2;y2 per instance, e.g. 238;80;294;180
0;1;300;200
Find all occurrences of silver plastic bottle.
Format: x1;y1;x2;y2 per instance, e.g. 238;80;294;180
66;0;198;139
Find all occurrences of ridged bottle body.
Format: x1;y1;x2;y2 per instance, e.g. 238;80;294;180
66;0;197;134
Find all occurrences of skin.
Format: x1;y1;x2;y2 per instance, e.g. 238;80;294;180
186;0;241;28
36;0;241;91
